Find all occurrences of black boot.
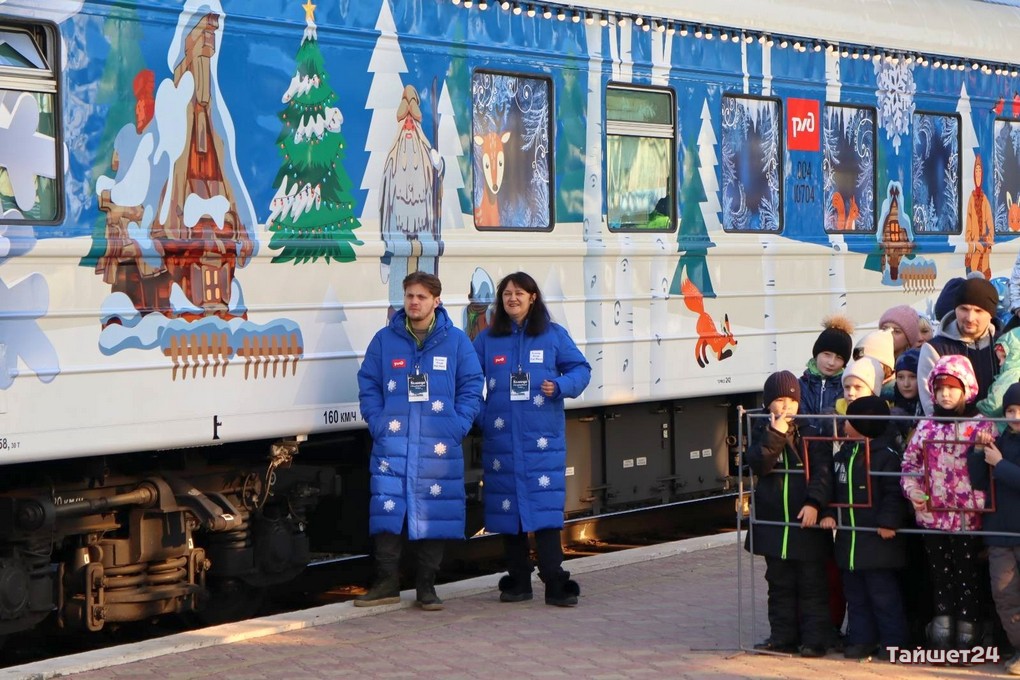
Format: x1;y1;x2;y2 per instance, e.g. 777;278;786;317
925;615;954;650
353;573;400;607
955;619;981;650
498;573;534;603
415;572;444;611
544;571;580;607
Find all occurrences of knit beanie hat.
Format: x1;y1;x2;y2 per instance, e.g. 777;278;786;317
763;370;801;407
956;277;999;316
935;277;965;322
933;374;964;392
846;395;890;439
812;314;854;364
854;329;895;375
895;348;920;375
1004;383;1020;411
879;305;921;350
842;357;883;396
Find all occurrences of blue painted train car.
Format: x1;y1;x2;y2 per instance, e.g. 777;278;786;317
1;0;1019;636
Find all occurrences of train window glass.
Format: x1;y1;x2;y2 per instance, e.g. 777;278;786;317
470;70;553;231
0;23;61;225
721;94;782;232
910;111;961;234
605;85;675;231
992;118;1020;234
823;104;876;233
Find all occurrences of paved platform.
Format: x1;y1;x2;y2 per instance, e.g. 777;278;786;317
4;532;1009;679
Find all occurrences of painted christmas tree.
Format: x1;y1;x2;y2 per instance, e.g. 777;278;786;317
267;0;361;264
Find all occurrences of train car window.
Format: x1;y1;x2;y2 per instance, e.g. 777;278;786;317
992;117;1020;234
910;111;961;234
0;22;61;225
470;70;553;231
721;94;782;233
823;104;877;234
605;85;675;232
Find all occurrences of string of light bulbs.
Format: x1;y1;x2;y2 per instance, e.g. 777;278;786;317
444;0;1020;78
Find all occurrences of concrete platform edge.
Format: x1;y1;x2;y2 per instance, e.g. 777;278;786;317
2;531;742;680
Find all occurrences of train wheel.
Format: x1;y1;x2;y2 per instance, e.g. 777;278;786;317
195;578;266;625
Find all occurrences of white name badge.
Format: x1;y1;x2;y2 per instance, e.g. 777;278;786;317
529;350;544;363
433;356;448;371
408;373;429;402
510;372;530;401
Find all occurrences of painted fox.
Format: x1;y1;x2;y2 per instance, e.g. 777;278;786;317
682;278;737;368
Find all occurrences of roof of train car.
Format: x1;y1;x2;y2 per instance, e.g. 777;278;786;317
586;0;1020;65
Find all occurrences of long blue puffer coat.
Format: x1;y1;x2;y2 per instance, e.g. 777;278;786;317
473;319;591;533
357;306;483;540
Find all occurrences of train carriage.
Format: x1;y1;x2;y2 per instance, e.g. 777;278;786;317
1;0;1019;638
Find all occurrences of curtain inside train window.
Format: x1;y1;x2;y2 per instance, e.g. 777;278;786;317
0;24;61;224
606;85;676;232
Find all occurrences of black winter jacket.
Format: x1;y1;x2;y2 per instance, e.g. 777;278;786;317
827;436;908;571
968;429;1020;547
744;420;833;561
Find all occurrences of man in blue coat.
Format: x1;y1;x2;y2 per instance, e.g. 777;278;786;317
355;272;483;610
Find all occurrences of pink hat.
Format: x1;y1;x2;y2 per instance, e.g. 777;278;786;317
879;305;921;350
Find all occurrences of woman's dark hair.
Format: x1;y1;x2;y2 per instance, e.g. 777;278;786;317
489;272;549;337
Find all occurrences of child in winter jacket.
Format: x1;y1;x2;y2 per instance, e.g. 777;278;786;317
819;396;910;659
798;315;854;438
977;328;1020;419
968;382;1020;676
900;354;997;650
745;371;834;657
890;349;922;445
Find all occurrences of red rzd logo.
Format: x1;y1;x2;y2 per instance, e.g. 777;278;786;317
494;355;507;365
392;359;406;369
787;98;819;151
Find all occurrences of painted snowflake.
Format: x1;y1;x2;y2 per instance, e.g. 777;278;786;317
378;459;390;473
494;416;505;430
430;483;442;497
537;437;549;450
431;399;444;413
383;499;396;512
387;379;397;393
434;442;447;456
388;419;401;433
538;474;550;488
533;395;545;407
874;58;916;154
492;458;502;472
489;377;496;390
502;498;512;511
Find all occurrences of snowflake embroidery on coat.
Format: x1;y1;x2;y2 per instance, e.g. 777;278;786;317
431;399;444;413
388;419;401;433
494;416;505;430
387;379;397;393
492;458;502;472
533;394;545;407
430;483;442;497
537;437;549;450
538;474;550;488
502;498;512;511
378;459;390;473
434;442;447;456
489;377;496;390
383;499;396;512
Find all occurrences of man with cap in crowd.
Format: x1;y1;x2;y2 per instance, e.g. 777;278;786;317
746;370;836;657
917;276;1000;415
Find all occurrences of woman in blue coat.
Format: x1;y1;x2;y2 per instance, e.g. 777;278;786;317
473;272;591;606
